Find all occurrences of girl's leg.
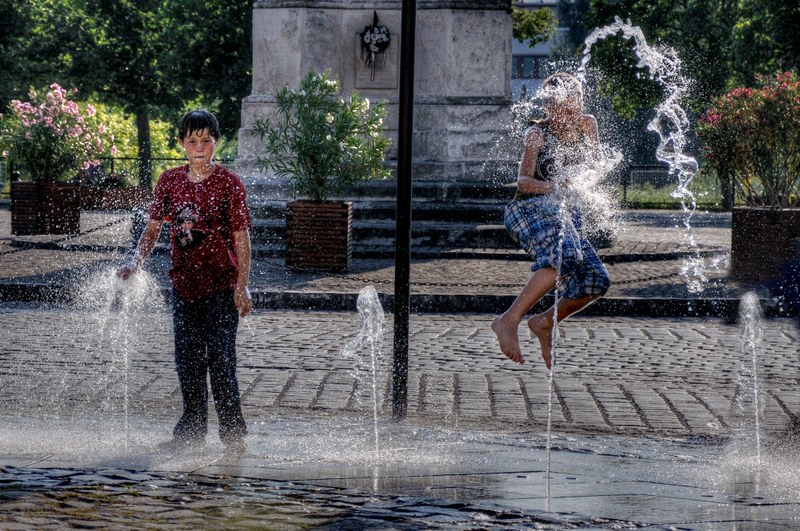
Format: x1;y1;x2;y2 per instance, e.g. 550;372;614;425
528;294;600;369
491;267;558;363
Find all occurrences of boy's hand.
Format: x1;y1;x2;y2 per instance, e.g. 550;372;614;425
234;286;253;317
116;264;137;280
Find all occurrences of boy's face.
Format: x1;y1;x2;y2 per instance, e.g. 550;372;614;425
180;128;217;167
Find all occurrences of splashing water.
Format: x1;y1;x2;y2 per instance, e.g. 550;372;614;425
509;95;623;245
341;286;386;461
579;16;706;293
507;17;711;505
509;59;624;513
732;292;764;468
75;267;166;447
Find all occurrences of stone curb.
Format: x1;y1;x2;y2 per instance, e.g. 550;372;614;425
0;281;790;319
6;237;728;263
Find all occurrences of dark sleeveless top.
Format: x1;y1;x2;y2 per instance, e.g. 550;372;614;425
514;120;588;201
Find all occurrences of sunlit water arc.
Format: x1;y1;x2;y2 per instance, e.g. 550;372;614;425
579;16;705;293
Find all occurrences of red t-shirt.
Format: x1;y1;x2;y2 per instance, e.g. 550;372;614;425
148;164;252;302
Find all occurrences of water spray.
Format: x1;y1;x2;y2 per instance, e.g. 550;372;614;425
579;16;706;293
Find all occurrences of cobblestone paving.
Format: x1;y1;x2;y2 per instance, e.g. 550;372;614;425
1;305;797;439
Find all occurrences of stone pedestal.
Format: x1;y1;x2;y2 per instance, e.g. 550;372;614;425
238;0;515;189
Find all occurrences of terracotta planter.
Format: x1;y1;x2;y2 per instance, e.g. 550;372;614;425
10;181;81;235
285;200;353;272
730;207;800;284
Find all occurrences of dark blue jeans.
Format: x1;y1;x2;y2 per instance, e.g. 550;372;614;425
172;290;246;444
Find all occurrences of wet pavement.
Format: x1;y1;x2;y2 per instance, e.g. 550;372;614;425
1;206;799;529
2;415;800;529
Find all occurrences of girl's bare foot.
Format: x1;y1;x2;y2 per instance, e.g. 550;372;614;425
491;315;525;364
527;315;553;369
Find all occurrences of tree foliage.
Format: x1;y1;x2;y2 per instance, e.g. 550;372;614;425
512;2;557;48
731;0;800;85
578;0;800;118
0;0;85;110
164;1;252;137
1;0;252;187
581;0;738;118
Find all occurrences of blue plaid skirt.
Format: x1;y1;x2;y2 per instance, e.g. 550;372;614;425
504;196;611;299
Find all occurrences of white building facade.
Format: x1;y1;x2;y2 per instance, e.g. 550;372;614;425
510;0;564;100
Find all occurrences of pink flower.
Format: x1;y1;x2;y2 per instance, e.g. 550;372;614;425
1;83;115;181
48;83;67;100
699;71;800;206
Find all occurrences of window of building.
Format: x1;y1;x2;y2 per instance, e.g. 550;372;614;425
512;55;547;80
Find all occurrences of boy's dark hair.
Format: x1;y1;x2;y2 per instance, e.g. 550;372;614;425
178;110;221;141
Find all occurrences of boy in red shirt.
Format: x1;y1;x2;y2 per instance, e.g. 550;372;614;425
118;110;252;454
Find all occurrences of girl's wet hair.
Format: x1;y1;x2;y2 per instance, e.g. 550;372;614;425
178;110;221;141
541;72;584;103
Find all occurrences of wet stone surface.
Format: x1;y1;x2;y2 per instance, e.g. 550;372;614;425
1;418;800;530
0;465;638;530
0;467;638;530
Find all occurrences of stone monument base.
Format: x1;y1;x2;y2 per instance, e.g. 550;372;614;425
238;0;516;185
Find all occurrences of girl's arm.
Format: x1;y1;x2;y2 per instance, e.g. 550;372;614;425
516;128;556;195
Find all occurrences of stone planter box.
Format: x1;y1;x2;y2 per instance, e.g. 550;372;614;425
730;206;800;284
285;200;353;272
11;181;81;235
80;185;152;210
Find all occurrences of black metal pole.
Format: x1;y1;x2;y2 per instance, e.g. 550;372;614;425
392;0;416;420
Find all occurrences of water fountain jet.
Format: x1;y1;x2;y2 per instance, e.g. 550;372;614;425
341;285;386;463
74;266;166;448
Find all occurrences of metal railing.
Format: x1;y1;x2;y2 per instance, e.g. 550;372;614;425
0;157;237;193
2;158;723;209
91;156;238;187
619;165;723;209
